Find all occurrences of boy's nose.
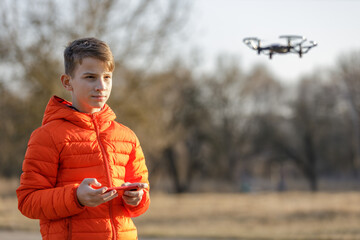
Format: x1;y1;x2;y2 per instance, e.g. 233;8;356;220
95;79;107;91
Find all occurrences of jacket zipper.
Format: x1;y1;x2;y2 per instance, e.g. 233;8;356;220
92;115;117;240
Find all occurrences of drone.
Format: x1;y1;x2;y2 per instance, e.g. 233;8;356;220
243;35;317;59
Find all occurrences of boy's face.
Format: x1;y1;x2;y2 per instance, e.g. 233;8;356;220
61;57;113;114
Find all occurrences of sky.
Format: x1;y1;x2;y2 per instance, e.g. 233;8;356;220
189;0;360;83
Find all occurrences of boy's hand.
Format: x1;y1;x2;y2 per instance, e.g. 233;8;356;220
122;182;148;206
76;178;118;207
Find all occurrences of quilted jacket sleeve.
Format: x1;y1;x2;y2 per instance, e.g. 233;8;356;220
17;127;85;220
123;135;150;218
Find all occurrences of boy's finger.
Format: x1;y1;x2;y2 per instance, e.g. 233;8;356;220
132;183;148;189
122;182;148;189
102;191;118;202
124;188;144;197
83;178;101;187
93;187;108;195
139;183;149;189
91;178;101;187
124;191;139;197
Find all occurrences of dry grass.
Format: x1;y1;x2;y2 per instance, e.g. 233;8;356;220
135;192;360;239
0;178;40;231
1;178;360;239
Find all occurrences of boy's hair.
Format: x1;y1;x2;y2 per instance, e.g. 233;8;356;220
64;37;115;76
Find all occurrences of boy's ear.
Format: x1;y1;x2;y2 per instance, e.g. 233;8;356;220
61;74;73;91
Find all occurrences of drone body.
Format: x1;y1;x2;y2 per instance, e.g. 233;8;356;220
243;35;317;59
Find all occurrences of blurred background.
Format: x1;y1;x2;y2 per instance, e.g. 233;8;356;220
1;0;360;239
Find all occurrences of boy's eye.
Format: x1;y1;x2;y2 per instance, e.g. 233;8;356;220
103;75;112;81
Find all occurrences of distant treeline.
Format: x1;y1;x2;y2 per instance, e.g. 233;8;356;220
1;0;360;192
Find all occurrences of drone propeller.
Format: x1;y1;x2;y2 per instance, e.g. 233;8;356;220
308;41;318;47
279;35;304;40
243;37;260;41
243;37;261;51
279;35;306;47
299;40;318;54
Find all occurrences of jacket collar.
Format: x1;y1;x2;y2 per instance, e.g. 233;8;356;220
42;96;116;130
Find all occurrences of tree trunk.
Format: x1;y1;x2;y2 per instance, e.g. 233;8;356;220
164;147;187;193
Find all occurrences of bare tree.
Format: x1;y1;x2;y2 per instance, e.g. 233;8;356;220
130;59;211;193
0;0;191;178
201;57;284;190
334;51;360;176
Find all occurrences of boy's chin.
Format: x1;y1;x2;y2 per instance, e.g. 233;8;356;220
92;103;106;109
89;102;106;112
90;98;107;105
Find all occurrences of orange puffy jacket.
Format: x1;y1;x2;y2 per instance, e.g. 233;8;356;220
17;96;150;240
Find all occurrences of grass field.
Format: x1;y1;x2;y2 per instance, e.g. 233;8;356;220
1;179;360;239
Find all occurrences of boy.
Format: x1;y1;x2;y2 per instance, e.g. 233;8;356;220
16;38;150;240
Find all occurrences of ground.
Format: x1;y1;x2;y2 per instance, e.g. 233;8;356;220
1;187;360;239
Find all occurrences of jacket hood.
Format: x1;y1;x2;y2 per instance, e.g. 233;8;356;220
42;96;116;129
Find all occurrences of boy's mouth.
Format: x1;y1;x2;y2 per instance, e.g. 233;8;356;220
92;95;107;100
